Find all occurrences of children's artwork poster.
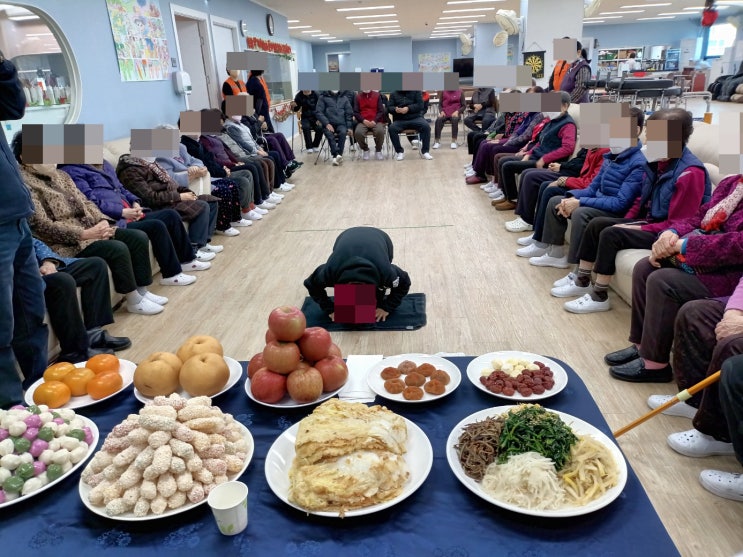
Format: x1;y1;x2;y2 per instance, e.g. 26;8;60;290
418;53;451;72
106;0;171;82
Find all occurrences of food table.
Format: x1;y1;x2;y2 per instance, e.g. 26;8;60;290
0;357;680;556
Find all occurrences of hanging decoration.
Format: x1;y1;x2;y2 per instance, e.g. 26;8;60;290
702;0;719;27
523;51;545;79
245;36;295;61
271;102;294;123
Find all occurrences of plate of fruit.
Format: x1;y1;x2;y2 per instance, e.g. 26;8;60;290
466;351;568;401
0;404;98;508
24;355;134;410
244;306;349;408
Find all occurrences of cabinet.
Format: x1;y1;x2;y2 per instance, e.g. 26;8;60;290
597;47;643;78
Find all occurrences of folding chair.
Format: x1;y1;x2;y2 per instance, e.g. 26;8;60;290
355;126;389;160
313;130;351;166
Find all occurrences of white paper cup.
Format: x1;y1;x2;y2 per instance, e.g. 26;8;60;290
207;481;248;536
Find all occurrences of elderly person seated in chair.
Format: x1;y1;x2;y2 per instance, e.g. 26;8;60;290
464;87;497;132
353;89;386;160
387;90;433;161
316;89;354;166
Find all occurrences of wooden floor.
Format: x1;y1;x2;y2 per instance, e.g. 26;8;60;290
106;103;743;557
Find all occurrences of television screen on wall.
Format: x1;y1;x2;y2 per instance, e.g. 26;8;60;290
453;57;474;78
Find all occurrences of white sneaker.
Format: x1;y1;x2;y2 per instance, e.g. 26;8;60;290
647;395;697;418
144;291;168;305
465;169;476;177
246;210;263;220
505;217;533;233
517;233;535;247
699;470;743;501
362;150;370;160
516;244;547;258
159;272;197;286
216;227;241;236
331;156;340;166
195;249;216;262
283;182;295;188
411;139;420;150
336;155;344;165
451;142;458;149
205;243;223;253
279;183;294;192
422;152;433;160
553;272;576;287
481;181;494;190
253;206;268;215
268;193;282;204
668;429;735;457
395;153;404;161
489;191;505;202
563;293;611;313
376;152;384;160
432;142;441;149
306;148;315;154
551;280;590;298
464;163;472;169
182;260;211;272
529;253;570;268
127;297;164;315
271;191;285;199
258;201;276;210
230;219;252;227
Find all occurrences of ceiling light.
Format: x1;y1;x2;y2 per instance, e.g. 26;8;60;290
436;21;478;25
365;32;402;36
287;19;299;23
658;12;695;15
8;14;39;20
637;16;674;20
288;25;312;29
682;6;703;9
346;14;397;19
311;33;331;36
585;15;622;19
619;3;670;7
327;39;343;43
442;8;496;13
439;15;486;19
361;25;401;30
447;0;503;4
353;20;399;25
336;5;395;12
600;10;643;14
301;29;323;33
583;20;605;23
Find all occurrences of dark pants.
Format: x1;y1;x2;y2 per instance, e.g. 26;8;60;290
1;218;48;406
44;257;113;362
225;170;254;209
473;142;520;177
77;229;152;293
323;125;348;157
388;118;431;154
542;199;619;263
129;209;193;278
499;159;537;201
720;354;743;465
211;180;242;230
630;258;712;363
301;118;322;148
532;184;567;242
266;132;295;162
467;131;486;155
515;169;560;223
673;299;743;442
265;150;286;187
434;116;460;141
234;161;267;204
182;199;218;248
464;111;495;132
578;219;656;276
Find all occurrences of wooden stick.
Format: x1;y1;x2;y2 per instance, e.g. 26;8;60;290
613;371;721;438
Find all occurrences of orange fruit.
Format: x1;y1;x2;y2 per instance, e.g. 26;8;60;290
43;362;76;382
63;367;96;397
86;370;123;400
86;354;120;375
33;380;72;408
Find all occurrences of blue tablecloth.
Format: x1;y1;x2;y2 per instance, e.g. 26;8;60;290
0;357;680;557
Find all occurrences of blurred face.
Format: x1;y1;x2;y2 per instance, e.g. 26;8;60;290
645;119;683;162
302;90;311;95
608;115;640;155
227;69;239;80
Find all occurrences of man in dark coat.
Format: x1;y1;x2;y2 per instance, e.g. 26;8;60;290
304;227;411;322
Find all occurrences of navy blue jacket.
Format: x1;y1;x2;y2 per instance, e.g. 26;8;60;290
531;113;576;161
570;144;652;215
0;59;33;224
643;147;711;220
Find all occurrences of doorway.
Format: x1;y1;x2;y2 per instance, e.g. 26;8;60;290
210;15;240;103
170;5;218;110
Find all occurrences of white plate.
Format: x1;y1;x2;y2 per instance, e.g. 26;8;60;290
366;354;462;403
0;415;99;509
446;406;628;517
243;375;345;408
79;421;254;521
265;416;433;517
133;356;243;404
466;351;568;401
24;360;136;409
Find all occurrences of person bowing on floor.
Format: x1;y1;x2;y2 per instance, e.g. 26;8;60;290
304;227;411;322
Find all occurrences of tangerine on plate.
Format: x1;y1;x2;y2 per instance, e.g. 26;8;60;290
32;380;72;408
86;354;120;374
63;367;95;397
86;370;123;400
43;362;76;382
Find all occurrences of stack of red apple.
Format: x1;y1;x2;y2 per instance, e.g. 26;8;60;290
248;306;349;404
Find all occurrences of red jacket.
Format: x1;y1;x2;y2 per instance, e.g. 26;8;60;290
440;90;464;117
565;147;609;190
354;91;385;123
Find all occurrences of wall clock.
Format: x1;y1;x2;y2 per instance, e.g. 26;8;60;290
240;20;248;37
266;13;275;36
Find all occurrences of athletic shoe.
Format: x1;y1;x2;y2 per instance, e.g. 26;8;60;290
258;201;276;210
647;395;697;418
551;280;590;298
464;163;472;169
268;193;282;204
553;272;576;288
332;155;340;166
336;155;344;165
127;297;164;315
376;152;384;160
489;190;505;201
216;227;240;236
505;217;533;233
305;148;315;154
230;219;252;227
253;206;269;215
667;429;735;457
363;150;370;160
271;191;285;199
451;142;458;149
144;291;168;306
411;139;420;150
432;142;441;149
278;184;294;192
160;272;197;286
195;249;216;262
563;293;611;313
699;470;743;501
529;253;570;268
283;182;295;188
246;210;263;221
481;181;494;190
182;260;211;272
395;153;404;161
422;152;433;160
465;169;477;177
516;244;547;258
517;234;535;247
204;243;224;253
